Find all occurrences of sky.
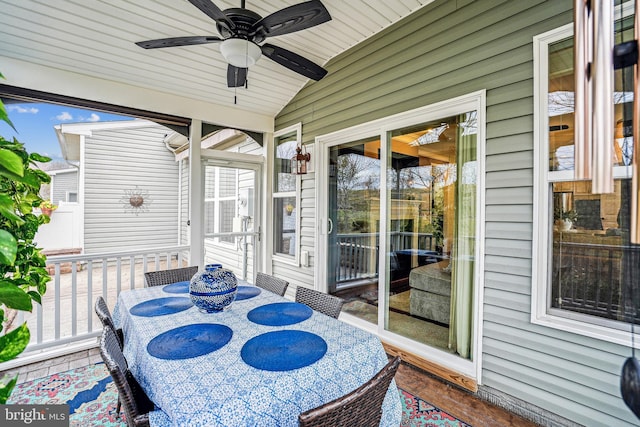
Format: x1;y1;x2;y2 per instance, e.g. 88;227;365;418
0;101;130;162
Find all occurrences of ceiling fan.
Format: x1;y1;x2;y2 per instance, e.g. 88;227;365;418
136;0;331;88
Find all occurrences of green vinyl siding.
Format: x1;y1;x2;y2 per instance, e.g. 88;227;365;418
276;0;638;425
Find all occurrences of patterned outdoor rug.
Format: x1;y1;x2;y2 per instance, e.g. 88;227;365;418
399;389;471;427
8;363;470;426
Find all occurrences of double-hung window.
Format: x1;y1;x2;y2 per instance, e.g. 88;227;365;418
273;124;301;262
533;12;639;344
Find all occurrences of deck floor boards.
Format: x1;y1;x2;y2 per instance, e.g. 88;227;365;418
395;360;540;426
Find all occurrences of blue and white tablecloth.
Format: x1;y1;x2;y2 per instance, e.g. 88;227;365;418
113;284;402;427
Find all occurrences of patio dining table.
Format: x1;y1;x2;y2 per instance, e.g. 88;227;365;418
113;280;402;426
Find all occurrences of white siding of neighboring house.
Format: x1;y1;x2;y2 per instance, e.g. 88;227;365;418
50;168;78;204
82;122;180;253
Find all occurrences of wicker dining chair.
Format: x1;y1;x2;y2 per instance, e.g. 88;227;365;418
99;326;155;427
255;272;289;296
95;296;124;348
295;287;345;319
298;356;401;427
95;296;125;416
144;266;198;287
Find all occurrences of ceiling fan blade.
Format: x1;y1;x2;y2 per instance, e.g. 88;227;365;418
188;0;235;31
251;0;331;39
227;65;248;88
261;43;327;81
136;36;222;49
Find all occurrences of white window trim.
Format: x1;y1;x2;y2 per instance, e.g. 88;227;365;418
532;23;638;348
315;91;486;381
272;123;302;266
65;191;78;203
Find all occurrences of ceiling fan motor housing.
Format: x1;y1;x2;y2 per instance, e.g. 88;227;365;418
218;8;264;42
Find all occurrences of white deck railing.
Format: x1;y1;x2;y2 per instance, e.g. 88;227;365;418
1;245;190;369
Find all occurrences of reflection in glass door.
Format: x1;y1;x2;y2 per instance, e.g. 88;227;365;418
384;113;477;360
327;111;478;361
327;137;381;324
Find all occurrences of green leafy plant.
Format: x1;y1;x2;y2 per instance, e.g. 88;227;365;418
0;71;51;403
561;209;578;222
554;206;578;223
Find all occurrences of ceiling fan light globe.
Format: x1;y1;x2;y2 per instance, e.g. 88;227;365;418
220;38;262;68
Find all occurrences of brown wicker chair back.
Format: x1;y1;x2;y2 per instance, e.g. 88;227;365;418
144;266;198;287
298;356;401;427
99;326;154;427
295;287;345;319
255;272;289;296
95;296;124;348
95;296;125;414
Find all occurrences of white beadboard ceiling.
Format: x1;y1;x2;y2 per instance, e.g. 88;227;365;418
0;0;433;119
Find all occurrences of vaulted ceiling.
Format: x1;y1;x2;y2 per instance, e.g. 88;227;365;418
0;0;434;121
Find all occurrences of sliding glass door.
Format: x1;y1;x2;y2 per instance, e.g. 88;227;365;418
326;137;381;323
320;93;483;373
383;112;477;360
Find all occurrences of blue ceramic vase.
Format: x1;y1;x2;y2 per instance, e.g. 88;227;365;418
189;264;238;313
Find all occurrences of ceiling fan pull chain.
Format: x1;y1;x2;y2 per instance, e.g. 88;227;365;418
243;35;249;89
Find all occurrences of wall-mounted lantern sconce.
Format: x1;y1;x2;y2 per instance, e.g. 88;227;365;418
291;145;311;175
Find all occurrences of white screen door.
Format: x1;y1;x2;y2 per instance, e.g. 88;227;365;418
201;151;262;282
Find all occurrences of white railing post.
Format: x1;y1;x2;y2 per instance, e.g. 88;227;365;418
71;262;77;337
87;260;93;332
116;258;122;296
54;263;61;340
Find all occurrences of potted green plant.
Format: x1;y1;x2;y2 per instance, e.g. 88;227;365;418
39;200;57;217
554;208;578;231
0;71;51;403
